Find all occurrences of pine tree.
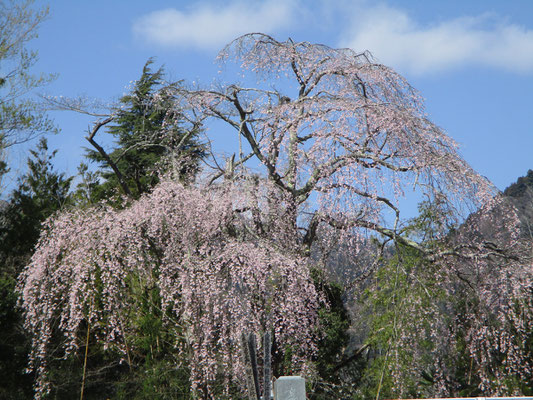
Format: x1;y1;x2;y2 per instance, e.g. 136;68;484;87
3;137;72;262
87;59;204;201
0;137;72;399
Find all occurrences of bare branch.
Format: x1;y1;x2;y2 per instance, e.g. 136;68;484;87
84;116;133;198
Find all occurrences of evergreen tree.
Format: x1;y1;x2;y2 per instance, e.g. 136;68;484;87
87;59;204;201
2;137;72;263
71;162;101;207
0;137;72;399
504;169;533;198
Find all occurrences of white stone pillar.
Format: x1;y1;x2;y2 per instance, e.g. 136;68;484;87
273;376;306;400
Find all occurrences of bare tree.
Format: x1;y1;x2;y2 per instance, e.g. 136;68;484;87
0;0;56;190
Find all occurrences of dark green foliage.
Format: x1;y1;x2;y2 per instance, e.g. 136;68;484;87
50;335;192;400
0;273;34;399
43;268;193;400
3;137;72;259
72;162;101;206
0;156;7;182
87;59;204;201
312;269;350;379
0;138;72;399
504;169;533;198
46;340;128;400
113;358;192;400
0;137;73;272
113;286;193;400
309;268;353;399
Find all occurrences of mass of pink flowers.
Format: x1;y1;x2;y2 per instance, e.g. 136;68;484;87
19;180;321;398
437;196;533;394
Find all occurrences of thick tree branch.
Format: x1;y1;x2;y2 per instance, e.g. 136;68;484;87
296;150;413;203
318;212;428;255
331;343;370;373
85;116;133;198
208;152;255;185
229;92;292;194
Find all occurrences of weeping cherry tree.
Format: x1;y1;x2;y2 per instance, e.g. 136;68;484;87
19;33;532;398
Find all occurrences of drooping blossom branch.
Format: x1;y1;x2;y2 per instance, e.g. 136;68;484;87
19;179;321;398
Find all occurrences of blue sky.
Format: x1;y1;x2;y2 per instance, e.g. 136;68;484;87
11;0;533;193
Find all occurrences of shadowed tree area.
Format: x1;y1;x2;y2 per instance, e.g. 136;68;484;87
0;137;72;399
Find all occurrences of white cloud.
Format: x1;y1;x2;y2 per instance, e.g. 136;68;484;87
132;0;297;51
339;4;533;75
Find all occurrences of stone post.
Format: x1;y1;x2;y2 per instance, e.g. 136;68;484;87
273;376;306;400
